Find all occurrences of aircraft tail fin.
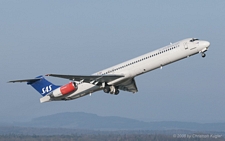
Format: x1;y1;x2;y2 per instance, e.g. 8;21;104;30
8;75;60;96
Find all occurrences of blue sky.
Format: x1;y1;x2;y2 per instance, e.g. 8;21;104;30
0;0;224;123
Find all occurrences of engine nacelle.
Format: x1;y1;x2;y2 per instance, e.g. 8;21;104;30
50;82;77;97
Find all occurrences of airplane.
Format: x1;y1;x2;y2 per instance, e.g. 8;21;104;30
8;38;210;103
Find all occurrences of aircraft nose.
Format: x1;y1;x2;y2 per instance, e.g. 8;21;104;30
202;41;210;48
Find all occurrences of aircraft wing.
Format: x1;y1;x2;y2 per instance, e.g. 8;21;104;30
118;78;138;93
46;74;124;83
46;74;138;93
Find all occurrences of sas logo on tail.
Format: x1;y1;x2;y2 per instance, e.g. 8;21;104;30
42;85;52;94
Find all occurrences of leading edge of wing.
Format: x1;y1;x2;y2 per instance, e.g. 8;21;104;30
46;74;124;83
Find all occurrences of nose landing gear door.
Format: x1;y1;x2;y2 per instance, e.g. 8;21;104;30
183;42;188;50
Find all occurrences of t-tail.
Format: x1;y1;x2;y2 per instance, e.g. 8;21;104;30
9;75;78;103
8;75;60;96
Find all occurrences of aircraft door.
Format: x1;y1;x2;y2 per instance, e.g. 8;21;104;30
183;42;188;49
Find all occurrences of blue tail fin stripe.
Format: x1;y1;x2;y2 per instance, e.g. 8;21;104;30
28;75;60;96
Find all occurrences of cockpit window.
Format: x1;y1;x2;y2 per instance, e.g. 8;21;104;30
190;38;199;42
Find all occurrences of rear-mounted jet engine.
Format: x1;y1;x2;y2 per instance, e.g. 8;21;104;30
49;82;77;97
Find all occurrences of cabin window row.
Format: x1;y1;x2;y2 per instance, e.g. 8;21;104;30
102;45;179;75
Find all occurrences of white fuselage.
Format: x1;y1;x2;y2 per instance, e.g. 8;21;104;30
63;38;210;100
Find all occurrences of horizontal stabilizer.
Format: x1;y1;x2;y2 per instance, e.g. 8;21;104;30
8;75;60;97
8;78;41;83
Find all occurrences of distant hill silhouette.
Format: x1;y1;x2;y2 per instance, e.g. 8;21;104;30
8;112;225;131
20;112;149;130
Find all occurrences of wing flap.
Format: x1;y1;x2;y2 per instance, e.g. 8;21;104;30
118;78;138;93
